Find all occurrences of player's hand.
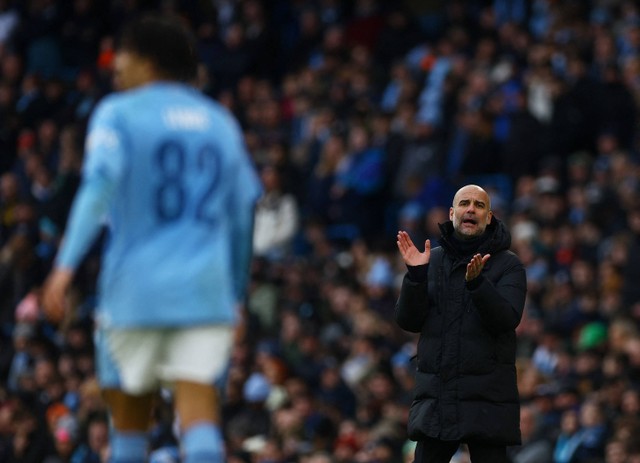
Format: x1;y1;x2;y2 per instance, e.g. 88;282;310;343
42;268;74;324
465;253;490;281
397;231;431;266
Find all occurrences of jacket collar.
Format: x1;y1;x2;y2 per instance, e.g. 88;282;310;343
438;217;511;260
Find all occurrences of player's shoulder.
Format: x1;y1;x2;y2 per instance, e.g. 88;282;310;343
154;85;240;130
90;91;136;121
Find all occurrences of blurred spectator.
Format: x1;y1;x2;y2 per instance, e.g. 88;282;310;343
507;403;553;463
43;412;79;463
253;164;299;260
621;207;640;310
206;22;252;93
317;358;356;419
0;0;18;47
306;131;347;226
553;408;582;463
329;123;386;240
226;372;272;447
0;172;21;237
69;411;109;463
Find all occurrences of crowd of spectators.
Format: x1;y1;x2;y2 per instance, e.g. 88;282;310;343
0;0;640;462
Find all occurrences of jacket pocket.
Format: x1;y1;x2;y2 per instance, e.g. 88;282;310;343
408;397;439;440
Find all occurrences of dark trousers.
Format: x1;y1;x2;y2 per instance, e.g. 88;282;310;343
414;437;509;463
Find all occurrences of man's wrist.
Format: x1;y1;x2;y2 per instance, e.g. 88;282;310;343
466;274;484;290
407;263;428;282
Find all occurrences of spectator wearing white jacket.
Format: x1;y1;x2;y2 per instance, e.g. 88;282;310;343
253;165;299;260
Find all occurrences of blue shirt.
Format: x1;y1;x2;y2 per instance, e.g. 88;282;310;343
56;82;261;328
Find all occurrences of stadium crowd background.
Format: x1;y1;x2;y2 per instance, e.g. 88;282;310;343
0;0;640;462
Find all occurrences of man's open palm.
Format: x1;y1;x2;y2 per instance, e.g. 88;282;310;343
397;231;431;266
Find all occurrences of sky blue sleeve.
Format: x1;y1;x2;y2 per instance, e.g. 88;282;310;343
227;121;262;301
55;100;126;270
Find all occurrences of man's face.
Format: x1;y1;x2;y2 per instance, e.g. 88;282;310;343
112;51;152;91
449;186;493;239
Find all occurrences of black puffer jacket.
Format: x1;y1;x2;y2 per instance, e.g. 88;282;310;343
395;218;526;445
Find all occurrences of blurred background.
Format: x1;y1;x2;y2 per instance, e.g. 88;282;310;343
0;1;640;462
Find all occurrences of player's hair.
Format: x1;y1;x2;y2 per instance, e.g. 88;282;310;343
117;15;197;82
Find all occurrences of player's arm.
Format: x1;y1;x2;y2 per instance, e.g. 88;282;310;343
43;101;126;323
226;123;262;303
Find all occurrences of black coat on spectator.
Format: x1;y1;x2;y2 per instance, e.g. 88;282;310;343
395;218;526;445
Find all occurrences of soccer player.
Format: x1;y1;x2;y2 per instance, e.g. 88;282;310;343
43;15;261;463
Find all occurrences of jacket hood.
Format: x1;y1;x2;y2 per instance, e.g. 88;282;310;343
439;216;512;258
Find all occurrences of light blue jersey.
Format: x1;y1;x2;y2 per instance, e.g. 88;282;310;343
56;82;261;328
